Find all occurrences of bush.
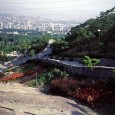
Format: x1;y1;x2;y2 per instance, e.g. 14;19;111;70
50;78;80;96
74;78;115;107
50;77;115;107
83;56;100;68
38;73;47;86
50;68;69;78
0;70;34;81
37;68;69;86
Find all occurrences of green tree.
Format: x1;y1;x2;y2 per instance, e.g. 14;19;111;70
30;49;35;57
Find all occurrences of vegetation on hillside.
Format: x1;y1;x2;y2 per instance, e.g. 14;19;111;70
52;6;115;58
1;7;115;60
66;6;115;44
0;33;63;61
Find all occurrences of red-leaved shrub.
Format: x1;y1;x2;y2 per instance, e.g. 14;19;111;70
0;70;34;81
74;79;115;107
50;78;80;96
50;77;115;107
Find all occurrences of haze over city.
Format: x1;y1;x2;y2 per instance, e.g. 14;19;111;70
0;0;115;21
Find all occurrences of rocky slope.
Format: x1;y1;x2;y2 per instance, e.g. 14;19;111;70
0;82;97;115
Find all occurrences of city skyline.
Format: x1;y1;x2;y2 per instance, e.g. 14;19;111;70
0;0;115;21
0;15;78;35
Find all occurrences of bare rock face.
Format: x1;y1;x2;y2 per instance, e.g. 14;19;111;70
0;82;97;115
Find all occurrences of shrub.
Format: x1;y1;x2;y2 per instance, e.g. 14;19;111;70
38;73;47;86
51;68;69;78
30;49;35;57
50;77;115;107
37;68;69;86
74;79;115;107
50;78;80;96
0;70;34;81
83;56;100;68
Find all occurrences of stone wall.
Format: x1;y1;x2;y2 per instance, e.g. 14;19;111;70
51;57;115;67
38;58;115;79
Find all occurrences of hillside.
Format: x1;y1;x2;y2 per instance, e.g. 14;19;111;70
55;6;115;59
59;25;115;59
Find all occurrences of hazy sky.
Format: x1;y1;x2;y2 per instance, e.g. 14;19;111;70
0;0;114;21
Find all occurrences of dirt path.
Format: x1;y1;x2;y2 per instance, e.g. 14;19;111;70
0;82;97;115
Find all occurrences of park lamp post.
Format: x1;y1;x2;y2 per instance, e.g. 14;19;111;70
97;29;101;44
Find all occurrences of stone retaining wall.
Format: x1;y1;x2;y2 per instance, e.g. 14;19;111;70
38;58;115;79
51;57;115;67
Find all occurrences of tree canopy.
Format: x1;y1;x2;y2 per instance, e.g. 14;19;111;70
65;6;115;44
